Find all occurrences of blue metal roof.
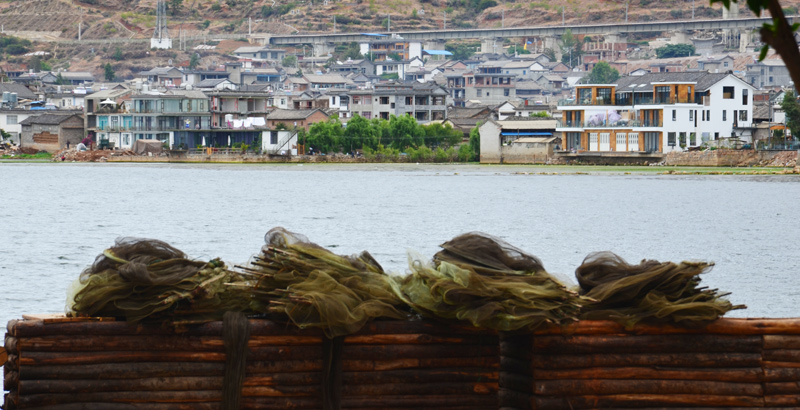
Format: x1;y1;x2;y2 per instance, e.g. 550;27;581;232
423;49;454;56
361;33;388;37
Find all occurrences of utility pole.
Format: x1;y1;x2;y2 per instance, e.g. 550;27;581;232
562;7;565;26
334;15;336;34
502;8;504;28
443;11;446;30
248;17;251;36
388;14;391;32
692;0;696;20
625;1;629;23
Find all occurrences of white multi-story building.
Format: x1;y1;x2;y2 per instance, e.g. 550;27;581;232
557;72;755;153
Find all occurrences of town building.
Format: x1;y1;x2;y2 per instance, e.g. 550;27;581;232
746;59;791;89
479;118;559;163
128;90;212;146
348;81;447;122
19;113;84;152
266;108;330;131
84;88;135;150
556;72;755;154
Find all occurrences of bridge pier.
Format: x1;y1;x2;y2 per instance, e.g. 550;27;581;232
481;37;501;54
424;39;446;51
669;30;692;45
544;36;561;62
739;29;753;53
313;42;336;57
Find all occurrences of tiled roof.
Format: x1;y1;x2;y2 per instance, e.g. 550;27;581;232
267;108;326;120
19;113;82;125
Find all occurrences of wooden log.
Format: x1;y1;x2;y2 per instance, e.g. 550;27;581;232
343;333;496;345
2;403;222;410
341;381;498;396
16;335;322;352
531;352;762;369
248;360;323;374
532;318;800;336
534;379;763;396
763;349;800;362
339;344;497;360
17;373;324;395
532;394;765;409
764;381;800;394
5;354;18;371
4;371;18;388
532;366;764;383
9;319;325;338
764;361;800;368
19;351;227;366
351;320;496;337
249;346;324;361
339;394;497;408
341;356;499;372
342;369;497;384
764;394;800;406
240;385;319;397
5;336;17;355
764;335;800;349
531;334;762;354
500;356;532;376
499;372;533;393
765;367;800;382
497;388;531;409
16;390;224;407
239;397;322;410
20;362;227;380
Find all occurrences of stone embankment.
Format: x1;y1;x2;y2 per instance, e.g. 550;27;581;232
664;149;797;167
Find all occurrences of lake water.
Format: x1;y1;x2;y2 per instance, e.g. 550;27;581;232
2;163;799;333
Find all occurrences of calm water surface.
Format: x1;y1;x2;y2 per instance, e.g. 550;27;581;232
2;163;799;332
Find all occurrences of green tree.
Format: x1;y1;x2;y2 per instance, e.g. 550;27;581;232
468;122;481;161
189;53;200;69
55;73;67;85
559;29;583;67
103;63;115;81
282;55;297;68
113;47;123;61
586;61;620;84
306;118;344;153
388;114;425;150
167;0;183;15
445;43;475;61
342;114;377;152
342;43;363;60
543;47;556;62
781;91;800;139
712;0;800;87
508;45;531;55
655;44;696;58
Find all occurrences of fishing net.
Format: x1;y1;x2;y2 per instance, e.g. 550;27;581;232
575;251;745;328
396;233;585;331
66;237;250;324
239;227;410;338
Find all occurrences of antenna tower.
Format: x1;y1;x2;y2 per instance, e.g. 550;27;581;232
151;1;173;49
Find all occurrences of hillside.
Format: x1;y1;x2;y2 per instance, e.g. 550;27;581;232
1;0;800;80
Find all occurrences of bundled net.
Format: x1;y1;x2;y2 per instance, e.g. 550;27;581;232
396;233;586;331
237;227;410;338
67;237;250;324
576;251;746;328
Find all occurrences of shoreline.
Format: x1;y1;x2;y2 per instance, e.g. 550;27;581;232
3;158;798;175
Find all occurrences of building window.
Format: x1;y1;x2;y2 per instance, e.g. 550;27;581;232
504;89;510;97
689;132;696;146
486;92;490;97
672;109;676;121
706;110;710;121
739;110;748;121
723;86;734;99
702;110;705;121
723;110;727;121
723;61;729;67
668;132;676;146
379;97;389;104
689;110;693;121
714;132;719;139
270;131;278;144
655;86;670;103
742;89;748;105
679;132;686;148
362;111;371;119
7;115;17;125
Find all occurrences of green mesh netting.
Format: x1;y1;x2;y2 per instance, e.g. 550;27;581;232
66;237;250;323
395;233;586;331
576;251;746;328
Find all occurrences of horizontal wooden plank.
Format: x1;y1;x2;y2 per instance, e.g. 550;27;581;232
532;366;763;382
764;335;800;350
532;318;800;336
534;379;763;396
531;352;762;369
533;394;764;409
531;334;762;354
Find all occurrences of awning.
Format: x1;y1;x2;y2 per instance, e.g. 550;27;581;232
501;132;553;136
100;99;116;105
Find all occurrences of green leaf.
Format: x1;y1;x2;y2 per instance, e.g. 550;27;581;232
758;44;769;61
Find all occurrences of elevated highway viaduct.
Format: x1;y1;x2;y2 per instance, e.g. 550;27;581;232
265;16;799;57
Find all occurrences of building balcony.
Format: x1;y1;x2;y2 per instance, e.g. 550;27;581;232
556;119;663;129
560;96;697;107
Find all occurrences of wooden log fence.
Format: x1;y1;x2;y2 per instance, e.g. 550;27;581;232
3;318;800;409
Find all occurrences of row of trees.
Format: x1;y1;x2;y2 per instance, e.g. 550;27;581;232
300;114;481;162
